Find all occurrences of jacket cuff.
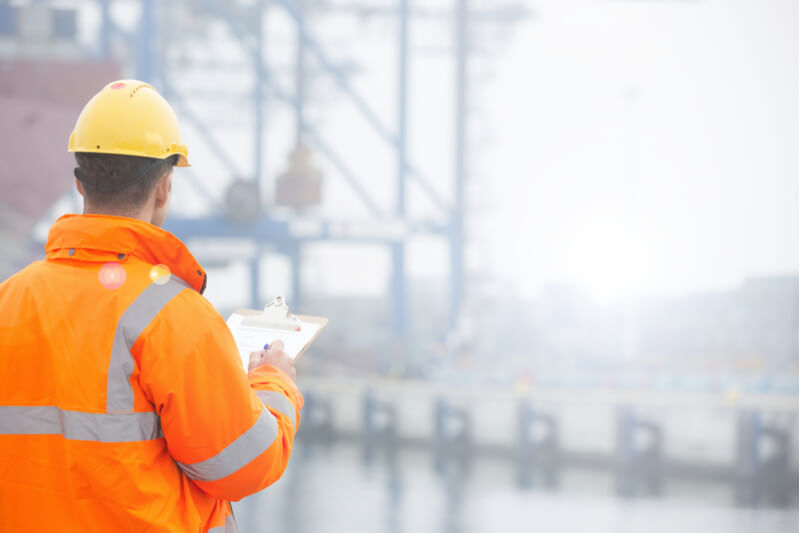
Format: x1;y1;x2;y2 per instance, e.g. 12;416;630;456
248;364;304;411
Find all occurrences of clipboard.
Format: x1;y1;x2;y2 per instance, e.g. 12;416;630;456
225;295;328;369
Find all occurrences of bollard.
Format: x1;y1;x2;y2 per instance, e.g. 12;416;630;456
362;389;398;465
735;410;794;506
516;400;560;489
296;392;334;445
433;397;472;474
615;406;663;497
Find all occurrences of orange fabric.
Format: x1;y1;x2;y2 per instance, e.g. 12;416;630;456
0;214;303;532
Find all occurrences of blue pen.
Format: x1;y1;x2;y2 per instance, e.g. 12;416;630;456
263;343;270;350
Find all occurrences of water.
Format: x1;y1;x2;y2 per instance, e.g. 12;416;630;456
233;440;798;533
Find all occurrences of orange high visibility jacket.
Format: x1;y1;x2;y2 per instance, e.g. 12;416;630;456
0;214;304;532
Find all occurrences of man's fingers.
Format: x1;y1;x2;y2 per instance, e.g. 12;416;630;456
248;351;263;367
248;340;295;383
268;339;285;353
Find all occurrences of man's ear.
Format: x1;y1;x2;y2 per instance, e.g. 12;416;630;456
154;170;173;209
75;178;85;197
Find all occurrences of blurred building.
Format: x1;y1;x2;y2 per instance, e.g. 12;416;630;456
303;275;799;394
0;59;121;279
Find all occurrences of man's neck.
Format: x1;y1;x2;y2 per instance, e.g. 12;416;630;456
83;205;152;224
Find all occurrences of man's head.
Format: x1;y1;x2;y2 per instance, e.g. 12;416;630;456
74;153;177;226
68;80;190;226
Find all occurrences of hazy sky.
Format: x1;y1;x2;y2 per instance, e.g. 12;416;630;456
61;0;798;306
480;0;798;301
168;0;798;305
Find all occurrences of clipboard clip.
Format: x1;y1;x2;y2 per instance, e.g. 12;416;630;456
241;295;301;331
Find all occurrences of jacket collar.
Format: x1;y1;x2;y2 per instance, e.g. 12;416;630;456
45;214;207;294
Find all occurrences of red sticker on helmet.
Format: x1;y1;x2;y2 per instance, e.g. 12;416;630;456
110;82;126;89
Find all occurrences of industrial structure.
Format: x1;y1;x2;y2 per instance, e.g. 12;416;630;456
0;0;525;345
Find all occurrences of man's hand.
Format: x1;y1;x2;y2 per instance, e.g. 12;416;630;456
248;340;296;382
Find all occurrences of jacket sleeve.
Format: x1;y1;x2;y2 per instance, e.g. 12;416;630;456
136;288;303;501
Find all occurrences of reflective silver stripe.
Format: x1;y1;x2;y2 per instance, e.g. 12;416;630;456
0;406;162;442
256;390;297;429
107;279;188;414
177;408;278;482
208;514;239;533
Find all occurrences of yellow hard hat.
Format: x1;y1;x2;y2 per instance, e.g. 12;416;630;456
68;80;190;166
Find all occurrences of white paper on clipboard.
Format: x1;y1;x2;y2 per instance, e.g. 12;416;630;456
225;296;328;369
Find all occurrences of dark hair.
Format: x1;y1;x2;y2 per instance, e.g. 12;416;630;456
74;153;178;212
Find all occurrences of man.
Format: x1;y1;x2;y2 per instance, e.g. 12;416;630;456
0;80;302;532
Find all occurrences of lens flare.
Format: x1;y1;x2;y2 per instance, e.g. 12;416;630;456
98;262;126;290
149;264;171;285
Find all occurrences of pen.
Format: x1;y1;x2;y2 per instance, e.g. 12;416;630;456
264;343;269;350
